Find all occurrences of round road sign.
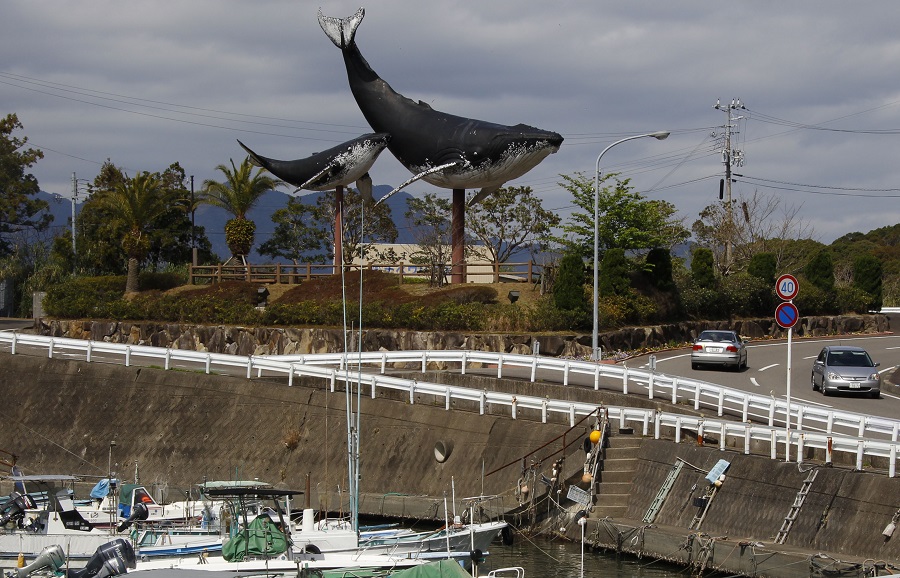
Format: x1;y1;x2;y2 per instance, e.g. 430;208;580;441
775;274;799;301
775;301;800;329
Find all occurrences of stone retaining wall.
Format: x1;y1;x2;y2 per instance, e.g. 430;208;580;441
39;314;890;359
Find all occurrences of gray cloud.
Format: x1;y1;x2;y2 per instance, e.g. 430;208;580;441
4;0;899;246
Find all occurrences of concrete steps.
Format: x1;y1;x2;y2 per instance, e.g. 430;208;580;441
592;433;642;518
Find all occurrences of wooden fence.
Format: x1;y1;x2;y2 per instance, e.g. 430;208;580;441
188;261;545;285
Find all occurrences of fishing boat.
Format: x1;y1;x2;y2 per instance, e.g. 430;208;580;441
0;475;144;571
11;538;525;578
0;475;225;570
126;485;499;575
77;480;199;529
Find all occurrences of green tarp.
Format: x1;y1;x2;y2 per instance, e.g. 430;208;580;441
222;515;288;561
383;560;472;578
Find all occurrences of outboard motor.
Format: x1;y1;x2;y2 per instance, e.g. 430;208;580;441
0;492;36;526
116;502;149;533
15;545;66;578
65;539;136;578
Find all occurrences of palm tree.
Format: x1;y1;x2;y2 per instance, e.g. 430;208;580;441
201;158;284;262
92;171;179;295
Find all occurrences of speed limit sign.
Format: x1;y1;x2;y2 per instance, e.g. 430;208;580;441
776;274;799;301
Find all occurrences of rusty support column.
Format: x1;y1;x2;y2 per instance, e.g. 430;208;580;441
333;185;343;275
451;188;465;284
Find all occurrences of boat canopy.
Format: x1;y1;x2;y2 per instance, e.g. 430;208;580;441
222;515;288;561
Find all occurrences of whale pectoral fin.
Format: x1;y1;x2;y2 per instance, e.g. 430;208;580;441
468;185;502;206
356;173;374;203
299;162;340;190
236;139;264;168
375;162;461;206
318;8;365;49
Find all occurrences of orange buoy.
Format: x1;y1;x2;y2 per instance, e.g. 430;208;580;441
589;430;601;444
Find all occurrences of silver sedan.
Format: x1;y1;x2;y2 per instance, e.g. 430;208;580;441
691;330;748;371
811;345;881;398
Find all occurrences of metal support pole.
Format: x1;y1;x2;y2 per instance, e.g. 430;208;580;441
451;188;465;284
334;185;344;274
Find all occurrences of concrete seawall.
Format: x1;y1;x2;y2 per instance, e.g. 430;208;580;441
1;352;897;576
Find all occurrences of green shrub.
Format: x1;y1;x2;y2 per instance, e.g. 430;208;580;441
139;271;187;291
793;276;837;315
836;285;874;314
43;276;126;318
679;283;726;320
525;296;590;331
721;273;775;318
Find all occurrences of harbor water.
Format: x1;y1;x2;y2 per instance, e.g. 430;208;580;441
478;534;690;578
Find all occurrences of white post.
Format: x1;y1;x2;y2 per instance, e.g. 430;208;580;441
785;327;792;462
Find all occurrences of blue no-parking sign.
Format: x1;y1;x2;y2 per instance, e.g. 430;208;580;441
775;301;799;329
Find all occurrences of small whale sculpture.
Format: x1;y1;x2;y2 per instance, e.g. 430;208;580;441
237;132;391;199
318;8;563;205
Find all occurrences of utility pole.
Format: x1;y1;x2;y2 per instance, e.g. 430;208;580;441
190;175;198;266
713;98;745;272
71;172;78;260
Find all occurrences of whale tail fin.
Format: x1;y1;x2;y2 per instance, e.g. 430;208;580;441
318;8;364;49
236;139;265;169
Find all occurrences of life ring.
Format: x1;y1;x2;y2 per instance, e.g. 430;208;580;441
500;525;514;546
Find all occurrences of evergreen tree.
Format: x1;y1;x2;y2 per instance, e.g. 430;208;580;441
0;114;51;257
553;250;587;312
747;252;777;283
644;247;675;291
599;247;629;296
804;249;835;291
853;253;883;311
691;247;717;289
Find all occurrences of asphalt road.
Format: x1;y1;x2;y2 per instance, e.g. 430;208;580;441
625;334;900;422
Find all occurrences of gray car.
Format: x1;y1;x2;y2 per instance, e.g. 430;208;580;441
691;330;748;371
811;345;881;398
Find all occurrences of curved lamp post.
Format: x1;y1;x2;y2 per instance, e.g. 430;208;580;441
592;131;670;361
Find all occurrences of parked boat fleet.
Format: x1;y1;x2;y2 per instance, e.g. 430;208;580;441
0;474;516;578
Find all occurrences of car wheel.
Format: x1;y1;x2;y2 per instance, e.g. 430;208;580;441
811;374;818;392
822;384;830;397
692;362;699;370
870;390;880;399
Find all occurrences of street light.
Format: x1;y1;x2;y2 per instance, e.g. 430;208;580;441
591;131;670;361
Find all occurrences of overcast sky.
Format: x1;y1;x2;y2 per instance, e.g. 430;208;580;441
4;1;900;248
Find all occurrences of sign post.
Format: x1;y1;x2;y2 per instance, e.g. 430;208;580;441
775;275;800;462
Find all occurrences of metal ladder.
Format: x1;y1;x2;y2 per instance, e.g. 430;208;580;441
689;484;718;530
775;469;819;544
643;460;685;523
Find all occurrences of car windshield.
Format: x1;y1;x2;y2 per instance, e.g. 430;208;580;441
826;350;874;367
698;332;734;342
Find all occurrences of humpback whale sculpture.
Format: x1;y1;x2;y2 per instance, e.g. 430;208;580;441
318;8;563;205
237;132;391;199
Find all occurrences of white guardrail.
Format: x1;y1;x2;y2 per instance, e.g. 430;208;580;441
1;332;897;477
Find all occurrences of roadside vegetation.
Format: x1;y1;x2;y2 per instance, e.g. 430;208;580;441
0;113;895;332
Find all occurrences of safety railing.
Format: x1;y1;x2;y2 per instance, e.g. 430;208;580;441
0;333;897;477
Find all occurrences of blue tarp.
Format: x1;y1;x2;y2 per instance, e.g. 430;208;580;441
89;478;119;499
